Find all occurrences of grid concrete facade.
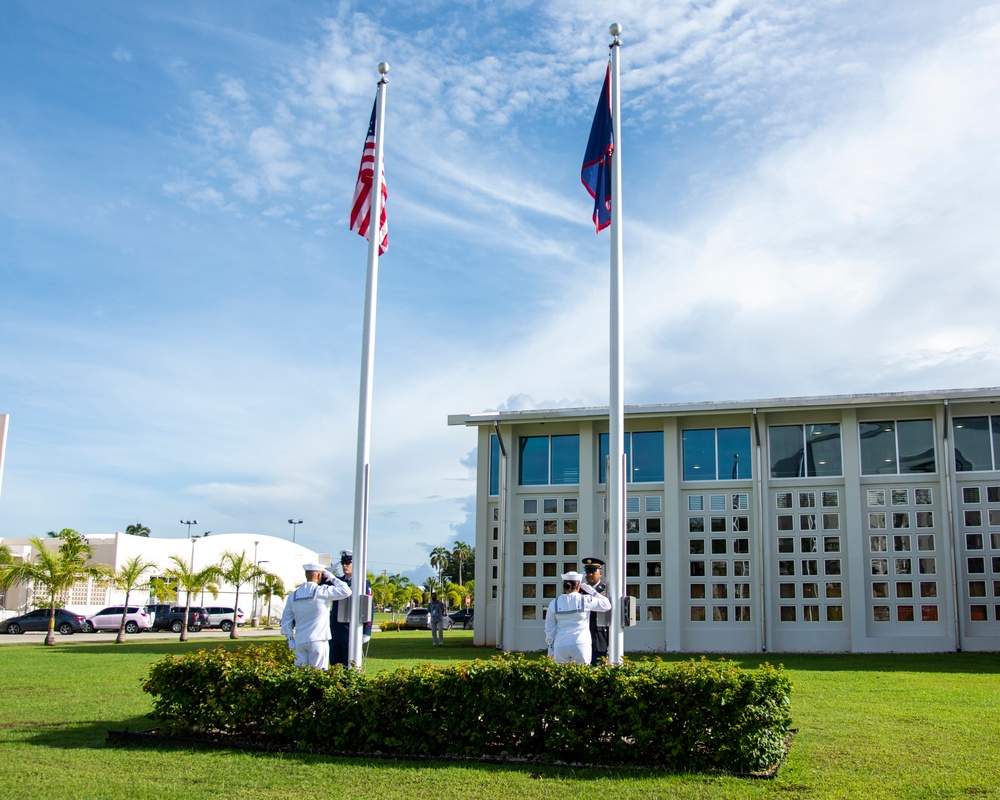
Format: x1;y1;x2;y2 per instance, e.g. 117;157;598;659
450;388;1000;653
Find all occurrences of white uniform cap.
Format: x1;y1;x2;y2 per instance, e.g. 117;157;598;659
302;562;325;572
561;571;584;582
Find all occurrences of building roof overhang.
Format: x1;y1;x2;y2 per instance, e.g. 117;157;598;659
448;387;1000;428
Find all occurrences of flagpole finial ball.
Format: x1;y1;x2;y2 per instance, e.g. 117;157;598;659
609;22;622;38
378;62;390;76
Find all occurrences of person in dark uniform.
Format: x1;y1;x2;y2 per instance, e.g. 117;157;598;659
326;549;372;668
582;556;611;664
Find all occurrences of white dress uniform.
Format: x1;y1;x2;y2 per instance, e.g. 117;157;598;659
281;569;351;670
544;577;613;664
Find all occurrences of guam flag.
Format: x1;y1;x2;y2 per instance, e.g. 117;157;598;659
581;65;614;233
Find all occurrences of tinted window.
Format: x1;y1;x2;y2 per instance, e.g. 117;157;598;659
631;431;665;482
550;435;579;485
489;434;500;496
860;421;896;474
519;436;549;485
718;428;752;480
683;429;716;481
954;417;992;471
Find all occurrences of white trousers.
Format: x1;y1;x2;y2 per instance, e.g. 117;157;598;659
294;640;330;670
552;641;589;664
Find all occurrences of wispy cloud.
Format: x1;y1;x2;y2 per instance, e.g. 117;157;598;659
2;0;999;572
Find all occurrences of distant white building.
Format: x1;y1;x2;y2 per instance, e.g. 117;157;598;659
451;387;1000;654
0;531;332;621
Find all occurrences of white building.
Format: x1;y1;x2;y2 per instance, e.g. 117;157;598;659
450;387;1000;653
0;531;330;622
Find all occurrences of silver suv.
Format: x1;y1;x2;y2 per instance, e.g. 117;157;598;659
203;606;245;631
86;605;153;633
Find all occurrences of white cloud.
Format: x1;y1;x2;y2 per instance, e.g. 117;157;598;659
5;0;1000;573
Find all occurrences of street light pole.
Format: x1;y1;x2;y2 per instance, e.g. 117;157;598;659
287;519;303;542
180;519;198;539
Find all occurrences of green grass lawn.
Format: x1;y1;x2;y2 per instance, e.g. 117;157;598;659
0;629;997;800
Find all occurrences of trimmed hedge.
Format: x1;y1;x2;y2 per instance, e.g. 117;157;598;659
141;643;792;774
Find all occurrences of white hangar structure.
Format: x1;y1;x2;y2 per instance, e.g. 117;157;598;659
450;388;1000;654
0;531;329;622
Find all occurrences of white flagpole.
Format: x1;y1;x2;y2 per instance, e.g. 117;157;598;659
349;61;389;670
606;23;626;665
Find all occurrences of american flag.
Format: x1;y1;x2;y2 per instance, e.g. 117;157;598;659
581;64;614;233
349;99;388;254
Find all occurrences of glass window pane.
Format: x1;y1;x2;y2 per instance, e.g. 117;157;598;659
598;433;609;484
807;423;842;477
519;436;549;486
954;417;992;471
489;434;500;495
718;427;753;480
994;417;1000;470
770;425;804;478
860;421;897;475
898;419;935;473
683;429;717;481
631;431;664;482
550;435;579;485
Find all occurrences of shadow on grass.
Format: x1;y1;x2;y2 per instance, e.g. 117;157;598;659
19;716;686;784
99;727;723;783
632;651;1000;675
20;716;156;750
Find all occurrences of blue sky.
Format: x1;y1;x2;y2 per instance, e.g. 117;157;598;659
2;1;999;576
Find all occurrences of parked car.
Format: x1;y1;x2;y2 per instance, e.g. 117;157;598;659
203;606;245;631
4;608;89;635
86;606;153;634
148;606;209;633
449;609;474;629
403;607;454;630
146;604;175;632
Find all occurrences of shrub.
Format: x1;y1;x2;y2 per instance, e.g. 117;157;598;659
142;646;791;774
377;620;404;631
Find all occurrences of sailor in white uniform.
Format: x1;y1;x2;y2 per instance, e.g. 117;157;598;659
544;571;613;664
280;562;352;670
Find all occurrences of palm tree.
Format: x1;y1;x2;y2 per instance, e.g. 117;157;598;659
452;541;473;586
256;572;285;627
217;550;263;639
403;584;425;610
0;536;110;646
124;522;150;537
148;576;178;604
45;528;88;544
443;581;463;609
108;555;158;643
429;546;449;589
164;555;220;642
371;572;395;614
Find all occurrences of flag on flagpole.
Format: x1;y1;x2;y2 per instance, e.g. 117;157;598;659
350;99;388;254
581;64;614;233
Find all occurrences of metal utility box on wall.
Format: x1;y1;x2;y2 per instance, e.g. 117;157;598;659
622;595;638;627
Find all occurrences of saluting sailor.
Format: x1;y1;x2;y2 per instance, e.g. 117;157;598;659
582;556;611;664
280;562;352;670
326;549;373;668
544;570;612;664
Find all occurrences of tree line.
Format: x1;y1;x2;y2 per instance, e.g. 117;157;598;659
368;541;475;615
